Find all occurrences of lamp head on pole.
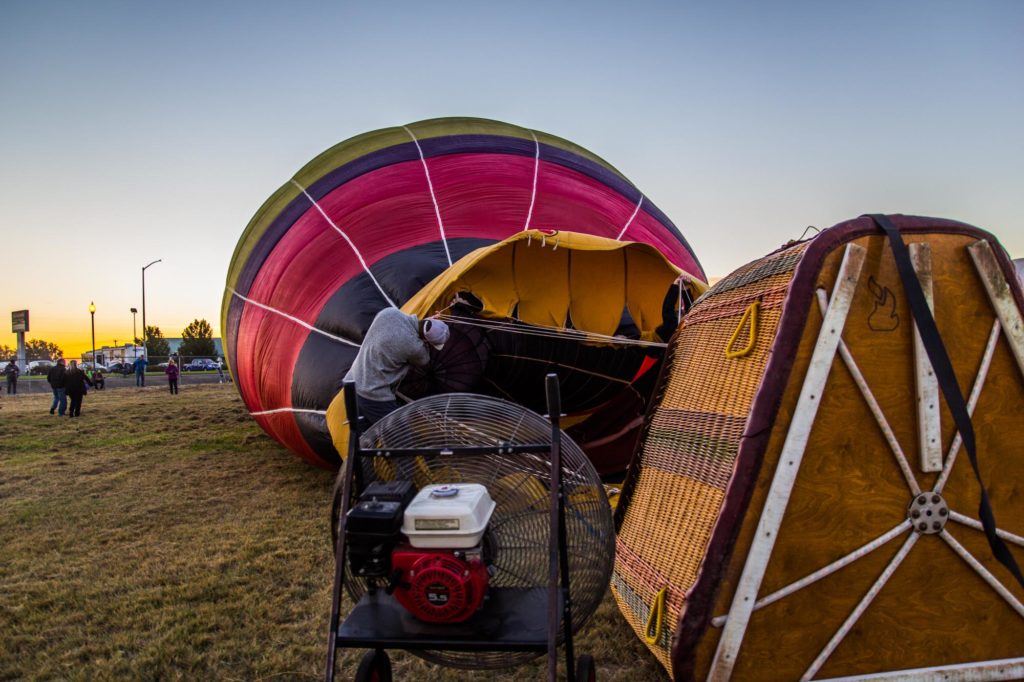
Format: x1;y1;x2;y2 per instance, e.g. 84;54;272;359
89;301;96;315
130;307;137;314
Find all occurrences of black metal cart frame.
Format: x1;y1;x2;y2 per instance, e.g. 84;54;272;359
325;374;579;681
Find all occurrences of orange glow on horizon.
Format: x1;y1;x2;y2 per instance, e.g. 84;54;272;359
4;310;221;360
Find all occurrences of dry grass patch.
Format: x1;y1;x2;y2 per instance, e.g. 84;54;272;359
0;386;665;681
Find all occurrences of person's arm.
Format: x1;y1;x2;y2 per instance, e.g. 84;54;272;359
407;339;430;367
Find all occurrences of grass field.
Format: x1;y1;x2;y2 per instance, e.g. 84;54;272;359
0;385;666;681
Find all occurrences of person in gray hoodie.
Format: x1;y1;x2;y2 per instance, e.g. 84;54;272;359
344;308;449;426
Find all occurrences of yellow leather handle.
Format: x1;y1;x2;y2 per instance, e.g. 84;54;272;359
644;587;667;645
725;301;760;359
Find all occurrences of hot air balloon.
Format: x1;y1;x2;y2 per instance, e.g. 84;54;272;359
222;117;706;474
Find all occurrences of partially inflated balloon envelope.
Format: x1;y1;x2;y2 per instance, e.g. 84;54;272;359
222;118;707;475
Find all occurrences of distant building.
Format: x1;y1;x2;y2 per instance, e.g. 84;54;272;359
165;337;224;358
82;343;145;366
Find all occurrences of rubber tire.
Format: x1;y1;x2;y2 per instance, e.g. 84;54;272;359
355;649;392;682
575;654;596;682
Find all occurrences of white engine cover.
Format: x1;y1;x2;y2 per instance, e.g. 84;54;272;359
401;484;495;548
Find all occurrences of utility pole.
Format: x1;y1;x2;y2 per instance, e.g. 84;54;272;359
141;260;161;359
130;307;138;360
89;302;96;372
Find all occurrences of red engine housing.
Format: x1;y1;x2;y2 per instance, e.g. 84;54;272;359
391;545;490;623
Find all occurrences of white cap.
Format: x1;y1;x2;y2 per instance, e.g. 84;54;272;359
423;318;450;350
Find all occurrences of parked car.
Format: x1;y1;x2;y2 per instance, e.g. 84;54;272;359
108;362;133;374
185;358;220;371
28;360;54;375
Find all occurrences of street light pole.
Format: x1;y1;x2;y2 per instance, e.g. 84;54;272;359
89;302;96;373
141;259;161;359
130;307;138;360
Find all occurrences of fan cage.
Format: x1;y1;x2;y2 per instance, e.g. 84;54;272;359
342;393;615;670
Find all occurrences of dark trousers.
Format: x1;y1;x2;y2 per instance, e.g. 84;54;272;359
68;393;84;417
169;378;178;394
354;394;401;428
6;377;15;394
50;388;67;415
136;371;145;386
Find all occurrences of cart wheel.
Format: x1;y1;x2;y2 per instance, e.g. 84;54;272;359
354;649;391;682
575;654;596;682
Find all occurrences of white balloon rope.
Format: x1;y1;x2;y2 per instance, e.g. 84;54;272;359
615;194;644;241
290;180;397;309
523;130;540;231
228;287;359;348
402;125;453;267
435;312;667;348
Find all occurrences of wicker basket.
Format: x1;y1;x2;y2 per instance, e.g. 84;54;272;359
613;215;1024;681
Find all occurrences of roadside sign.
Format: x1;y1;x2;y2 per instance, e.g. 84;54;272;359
12;310;29;333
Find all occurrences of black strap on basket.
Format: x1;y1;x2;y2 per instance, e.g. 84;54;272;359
867;214;1024;589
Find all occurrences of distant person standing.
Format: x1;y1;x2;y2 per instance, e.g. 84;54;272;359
133;355;149;386
166;358;179;394
216;357;226;383
4;359;19;394
65;360;93;418
47;358;68;416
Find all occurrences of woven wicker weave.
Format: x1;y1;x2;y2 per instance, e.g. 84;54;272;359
613;215;1024;680
613;241;807;672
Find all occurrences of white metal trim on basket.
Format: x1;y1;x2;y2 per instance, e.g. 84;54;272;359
948;510;1024;547
814;288;921;496
707;243;867;682
705;321;1021;630
968;239;1024;380
933;319;1000;493
704;238;1024;681
939;529;1024;619
801;533;920;681
815;656;1024;682
909;242;942;472
709;521;911;628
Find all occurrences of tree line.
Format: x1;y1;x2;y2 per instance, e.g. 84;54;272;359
0;319;217;361
138;319;217;358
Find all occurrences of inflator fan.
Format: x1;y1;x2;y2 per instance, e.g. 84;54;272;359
331;392;615;671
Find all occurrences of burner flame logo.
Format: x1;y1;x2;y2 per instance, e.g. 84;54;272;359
867;276;899;332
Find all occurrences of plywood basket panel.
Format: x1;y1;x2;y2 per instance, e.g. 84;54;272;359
613;215;1024;681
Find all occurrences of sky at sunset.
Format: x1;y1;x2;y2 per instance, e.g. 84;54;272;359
2;1;1022;359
